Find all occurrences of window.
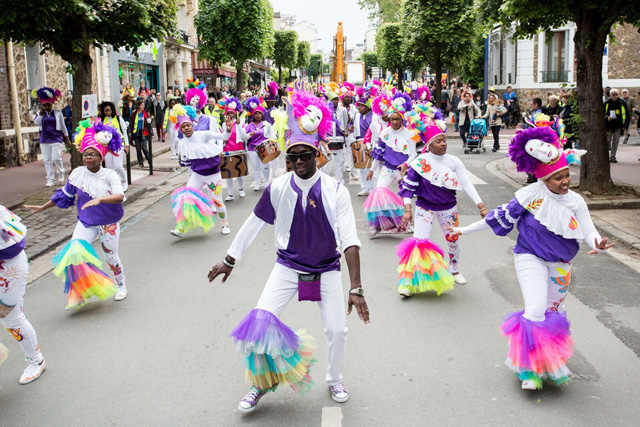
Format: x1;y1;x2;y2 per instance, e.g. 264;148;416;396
177;6;186;31
543;31;569;82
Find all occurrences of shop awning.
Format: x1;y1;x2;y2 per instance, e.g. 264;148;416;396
192;53;237;78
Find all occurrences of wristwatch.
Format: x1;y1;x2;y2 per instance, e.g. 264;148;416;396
349;287;364;297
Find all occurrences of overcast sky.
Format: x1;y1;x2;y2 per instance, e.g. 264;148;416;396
270;0;373;52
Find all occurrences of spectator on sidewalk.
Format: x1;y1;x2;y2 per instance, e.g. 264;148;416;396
119;92;133;131
32;87;70;187
154;93;165;143
138;81;150;97
129;100;152;169
523;98;544;183
621;89;638;144
174;88;185;105
451;88;461;132
164;98;179;160
122;81;135;99
482;93;506;152
474;93;485;114
440;85;450;116
62;96;73;135
560;91;578;149
203;94;218;117
141;91;154;140
457;91;481;147
604;89;629;163
502;86;517;129
543;95;562;117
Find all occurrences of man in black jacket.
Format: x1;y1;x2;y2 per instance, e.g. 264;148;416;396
604;89;630;163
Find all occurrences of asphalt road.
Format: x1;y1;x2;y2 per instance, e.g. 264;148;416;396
1;139;639;426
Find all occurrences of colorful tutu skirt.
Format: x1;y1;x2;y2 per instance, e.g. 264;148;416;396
363;187;404;231
171;187;216;233
396;237;455;295
52;239;117;305
230;308;316;394
501;310;574;389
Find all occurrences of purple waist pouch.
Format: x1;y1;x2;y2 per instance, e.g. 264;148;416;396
297;273;322;302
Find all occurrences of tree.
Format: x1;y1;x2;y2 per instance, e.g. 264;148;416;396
376;23;406;91
296;41;311;76
308;53;323;82
479;0;640;195
0;0;177;168
196;0;274;93
402;0;477;104
358;0;404;23
272;31;298;85
358;52;379;79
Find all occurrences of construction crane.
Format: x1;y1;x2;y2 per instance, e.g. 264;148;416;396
331;22;346;84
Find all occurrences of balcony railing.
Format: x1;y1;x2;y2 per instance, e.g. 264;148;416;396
178;29;189;45
541;70;568;83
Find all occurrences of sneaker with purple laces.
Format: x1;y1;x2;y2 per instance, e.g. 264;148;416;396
238;385;276;413
329;382;350;403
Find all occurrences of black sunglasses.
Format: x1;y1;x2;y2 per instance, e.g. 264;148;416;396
286;151;316;163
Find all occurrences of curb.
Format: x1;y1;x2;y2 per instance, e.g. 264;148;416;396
24;166;187;261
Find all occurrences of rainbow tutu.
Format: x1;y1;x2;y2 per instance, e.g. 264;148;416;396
171;187;216;233
230;309;316;394
501;310;574;389
363;187;404;231
396;237;455;295
52;239;117;304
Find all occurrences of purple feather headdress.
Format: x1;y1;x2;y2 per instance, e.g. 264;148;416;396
220;97;243;115
32;87;62;104
93;122;123;154
508;127;559;174
390;93;412;115
290;90;332;140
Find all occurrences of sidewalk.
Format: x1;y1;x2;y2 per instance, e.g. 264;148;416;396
1;139;180;260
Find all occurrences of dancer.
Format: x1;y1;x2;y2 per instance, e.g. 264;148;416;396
26;121;127;309
352;88;375;196
221;105;246;202
449;126;610;390
169;105;231;237
397;108;487;296
32;87;70;186
264;82;279;125
0;205;46;384
326;87;349;184
241;96;278;183
341;82;357;176
98;101;130;191
364;93;417;236
164;98;179;159
185;78;218;132
208;90;369;413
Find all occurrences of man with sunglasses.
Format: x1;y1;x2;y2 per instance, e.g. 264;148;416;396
208;91;369;413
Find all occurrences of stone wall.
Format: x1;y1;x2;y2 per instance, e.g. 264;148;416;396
608;24;640;80
0;131;40;168
0;46;11;131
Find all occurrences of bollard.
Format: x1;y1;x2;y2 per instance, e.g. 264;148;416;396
148;133;153;175
126;146;132;185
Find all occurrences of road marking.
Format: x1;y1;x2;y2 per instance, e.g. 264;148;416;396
321;407;342;427
467;170;487;185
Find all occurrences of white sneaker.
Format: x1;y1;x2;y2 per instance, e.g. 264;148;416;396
357;190;370;197
221;225;231;235
254;184;262;191
171;155;177;160
225;195;235;202
350;171;358;179
329;382;350;403
453;273;467;285
239;189;246;197
169;229;184;238
369;227;380;237
238;386;271;413
399;288;412;297
521;380;538;390
115;287;128;301
57;175;65;184
19;357;46;384
65;298;87;311
45;181;55;187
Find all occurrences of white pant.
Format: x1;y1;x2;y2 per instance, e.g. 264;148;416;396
270;155;280;179
256;263;348;385
414;206;460;273
186;170;228;220
72;221;126;288
247;151;270;187
514;253;571;322
105;151;128;192
345;137;355;169
225;177;244;196
0;251;42;362
41;143;64;183
359;168;373;192
375;165;400;190
332;148;346;184
168;127;178;157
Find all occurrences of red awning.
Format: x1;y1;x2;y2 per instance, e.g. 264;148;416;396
192;53;236;78
216;68;236;78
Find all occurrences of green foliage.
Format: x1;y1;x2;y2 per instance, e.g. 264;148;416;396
272;30;299;72
376;23;404;73
308;54;323;80
196;0;274;68
358;52;379;78
296;41;311;70
0;0;177;62
358;0;404;23
452;34;486;86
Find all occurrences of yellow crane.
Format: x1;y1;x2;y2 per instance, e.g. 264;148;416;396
331;22;346;84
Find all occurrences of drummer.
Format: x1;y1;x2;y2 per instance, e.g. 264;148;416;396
326;87;349;184
239;96;276;191
341;82;358;178
219;97;246;201
352;89;374;196
264;82;279;125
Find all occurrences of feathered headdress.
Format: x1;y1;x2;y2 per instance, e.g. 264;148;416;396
285;90;332;150
340;82;356;99
31;87;62;105
389;93;412;116
405;103;447;151
169;104;197;129
416;85;431;103
372;93;392;117
185;78;207;110
266;81;279;101
356;87;373;109
74;120;122;158
219;97;243;115
245;96;265;116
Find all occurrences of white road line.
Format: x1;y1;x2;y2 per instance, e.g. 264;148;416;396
467;170;487;185
321;407;343;427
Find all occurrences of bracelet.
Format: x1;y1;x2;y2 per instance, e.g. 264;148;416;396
222;258;235;268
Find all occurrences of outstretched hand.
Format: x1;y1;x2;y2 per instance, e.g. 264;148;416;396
208;262;233;283
347;295;370;324
445;227;462;237
24;205;46;214
81;198;102;210
588;237;615;255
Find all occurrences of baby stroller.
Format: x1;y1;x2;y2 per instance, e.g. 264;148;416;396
464;118;487;154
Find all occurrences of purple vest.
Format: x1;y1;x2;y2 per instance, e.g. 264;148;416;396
52;183;124;227
382;148;409;170
357;112;373;139
399;168;457;211
194;114;211;131
245;122;269;151
0;238;25;260
40;112;63;143
190;156;221;176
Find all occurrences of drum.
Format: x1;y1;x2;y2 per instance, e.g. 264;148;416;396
285;146;332;171
220;151;249;179
256;140;281;164
327;141;345;151
351;139;372;169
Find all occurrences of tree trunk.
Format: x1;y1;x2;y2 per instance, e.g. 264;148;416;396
236;63;245;93
69;43;93;170
575;14;614;194
278;65;282;85
434;52;442;106
396;68;404;92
